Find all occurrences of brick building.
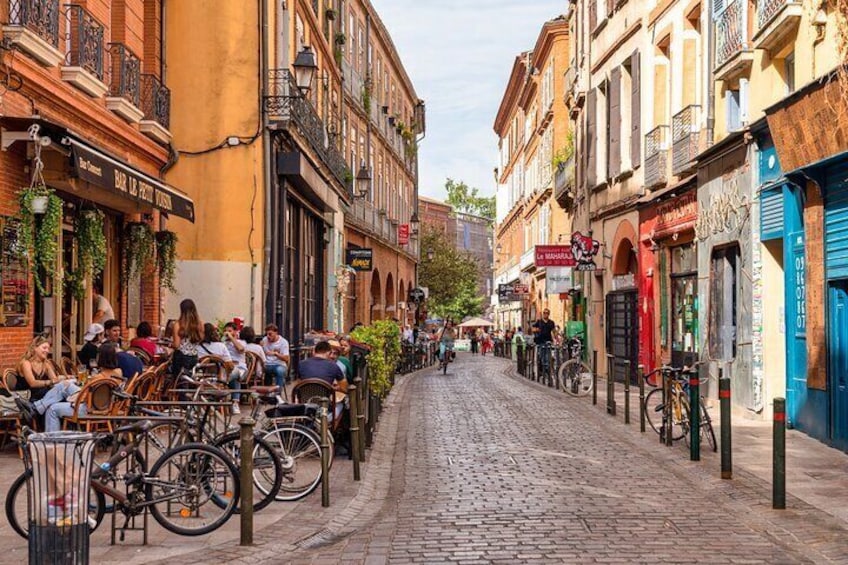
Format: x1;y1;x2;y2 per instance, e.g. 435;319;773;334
0;0;186;367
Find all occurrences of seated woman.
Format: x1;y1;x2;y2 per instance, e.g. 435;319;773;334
15;336;79;427
198;323;240;413
22;344;122;432
129;321;157;359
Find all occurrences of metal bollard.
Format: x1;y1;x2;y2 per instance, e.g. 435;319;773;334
773;397;786;509
606;354;616;416
623;360;631;424
689;369;700;461
319;399;330;508
348;383;361;481
239;417;255;546
354;377;366;461
366;394;376;447
719;370;732;479
663;371;673;446
592;350;598;406
638;364;646;432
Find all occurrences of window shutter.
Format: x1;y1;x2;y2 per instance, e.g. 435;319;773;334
727;89;740;132
630;50;641;167
589;0;598;31
609;67;622;179
606;0;615;16
586;88;597;189
739;77;750;125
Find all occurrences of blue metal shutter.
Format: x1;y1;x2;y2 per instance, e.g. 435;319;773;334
760;187;784;241
825;163;848;280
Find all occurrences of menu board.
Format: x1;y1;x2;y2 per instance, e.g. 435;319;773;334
1;218;29;326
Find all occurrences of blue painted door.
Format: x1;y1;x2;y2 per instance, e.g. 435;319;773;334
785;231;807;426
828;281;848;447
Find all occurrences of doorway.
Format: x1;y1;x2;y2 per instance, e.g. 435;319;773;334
828;280;848;448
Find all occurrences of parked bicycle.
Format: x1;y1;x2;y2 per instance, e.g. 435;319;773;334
642;365;716;452
557;334;594;396
6;421;241;539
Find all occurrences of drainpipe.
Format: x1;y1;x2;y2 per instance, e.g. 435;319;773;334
706;1;715;146
259;0;271;328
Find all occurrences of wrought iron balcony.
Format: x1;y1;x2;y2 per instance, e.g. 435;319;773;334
346;198;416;253
107;43;140;105
715;0;753;80
140;74;170;129
265;69;351;193
754;0;802;51
644;125;669;189
65;4;103;79
554;155;576;210
671;105;700;176
8;0;59;48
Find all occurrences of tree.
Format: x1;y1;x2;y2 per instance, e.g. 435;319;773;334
418;225;484;321
444;178;495;223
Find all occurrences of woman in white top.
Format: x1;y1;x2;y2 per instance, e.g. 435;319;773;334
199;323;239;412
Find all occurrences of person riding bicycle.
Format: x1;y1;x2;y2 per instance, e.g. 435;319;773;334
532;309;556;375
436;319;457;363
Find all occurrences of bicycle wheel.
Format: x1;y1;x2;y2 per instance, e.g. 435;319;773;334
262;424;323;501
5;469;106;540
146;443;240;536
644;388;689;440
559;359;594;397
212;431;283;512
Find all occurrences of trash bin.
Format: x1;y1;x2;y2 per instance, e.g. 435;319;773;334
25;431;98;565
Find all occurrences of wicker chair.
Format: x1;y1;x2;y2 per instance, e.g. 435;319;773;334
0;369;23;456
63;377;123;432
126;346;153;367
244;351;265;388
291;378;342;432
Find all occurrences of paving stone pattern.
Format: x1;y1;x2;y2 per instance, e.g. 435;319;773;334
287;355;848;564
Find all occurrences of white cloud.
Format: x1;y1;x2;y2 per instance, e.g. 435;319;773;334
370;0;566;200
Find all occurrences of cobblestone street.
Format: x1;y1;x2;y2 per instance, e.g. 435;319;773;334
285;354;848;564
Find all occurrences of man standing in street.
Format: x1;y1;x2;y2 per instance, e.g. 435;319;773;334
261;324;290;387
532;309;556;377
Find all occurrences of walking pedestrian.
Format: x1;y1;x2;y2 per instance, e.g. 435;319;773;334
470;329;479;355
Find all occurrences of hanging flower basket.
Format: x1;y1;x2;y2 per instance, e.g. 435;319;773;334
18;185;63;294
30;196;48;214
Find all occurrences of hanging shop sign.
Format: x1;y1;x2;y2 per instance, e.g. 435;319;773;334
546;267;574;294
534;245;576;267
408;287;426;304
512;283;529;295
571;231;600;271
398;224;410;245
498;284;518;302
655;191;697;237
346;248;373;271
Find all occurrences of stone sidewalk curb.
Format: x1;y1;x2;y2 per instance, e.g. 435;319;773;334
503;359;848;564
150;365;424;564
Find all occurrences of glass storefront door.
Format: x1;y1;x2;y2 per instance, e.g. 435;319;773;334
670;244;698;368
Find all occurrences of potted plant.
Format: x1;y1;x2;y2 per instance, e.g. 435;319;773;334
75;208;107;281
155;230;179;293
334;32;346;46
18;185;63;294
326;8;336;20
122;221;155;283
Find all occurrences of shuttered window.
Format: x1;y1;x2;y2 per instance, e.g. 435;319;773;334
586;88;597;188
630;50;641;167
609;67;622;179
825;167;848;280
760;187;784;242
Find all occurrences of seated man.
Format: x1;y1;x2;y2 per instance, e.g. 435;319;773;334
298;340;346;420
117;351;144;381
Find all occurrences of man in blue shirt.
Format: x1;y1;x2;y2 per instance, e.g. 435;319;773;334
298;341;345;385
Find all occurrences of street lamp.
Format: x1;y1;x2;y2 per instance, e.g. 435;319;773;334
496;243;503;254
410;212;420;235
426;247;434;261
354;162;371;199
292;46;318;94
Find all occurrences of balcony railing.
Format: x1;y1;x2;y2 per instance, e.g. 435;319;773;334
715;0;749;68
672;105;700;176
140;74;170;129
644;125;669;189
346;198;419;254
65;4;103;78
758;0;789;29
8;0;59;47
108;43;140;106
265;69;351;192
554;155;576;209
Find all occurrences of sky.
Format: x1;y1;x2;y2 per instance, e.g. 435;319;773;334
370;0;567;201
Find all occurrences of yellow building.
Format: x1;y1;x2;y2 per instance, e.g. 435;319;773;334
164;0;420;341
494;17;573;332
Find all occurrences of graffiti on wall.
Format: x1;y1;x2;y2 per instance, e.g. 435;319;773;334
695;177;750;241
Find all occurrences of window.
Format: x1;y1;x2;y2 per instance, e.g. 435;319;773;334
784;53;795;94
539;204;550;245
709;244;740;360
726;78;748;132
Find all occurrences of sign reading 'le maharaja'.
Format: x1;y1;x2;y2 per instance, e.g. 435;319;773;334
71;140;195;222
346;248;373;271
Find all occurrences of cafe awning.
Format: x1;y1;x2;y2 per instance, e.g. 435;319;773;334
65;137;195;222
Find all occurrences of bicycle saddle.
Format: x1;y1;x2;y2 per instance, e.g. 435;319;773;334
253;385;280;395
114;420;155;434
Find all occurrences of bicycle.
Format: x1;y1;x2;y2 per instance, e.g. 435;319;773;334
6;420;241;539
557;335;594;397
642;365;717;452
438;342;455;375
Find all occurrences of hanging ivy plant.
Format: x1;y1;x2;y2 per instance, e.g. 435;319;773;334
122;222;155;283
18;185;62;294
63;269;86;301
155;230;179;293
74;208;107;281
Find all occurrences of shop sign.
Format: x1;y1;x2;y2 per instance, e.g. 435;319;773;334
571;231;600;271
398;224;410;245
534;245;576;267
612;273;636;291
546;267;574;294
655;192;697;234
346;248;373;271
408;287;426;304
498;284;518;302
